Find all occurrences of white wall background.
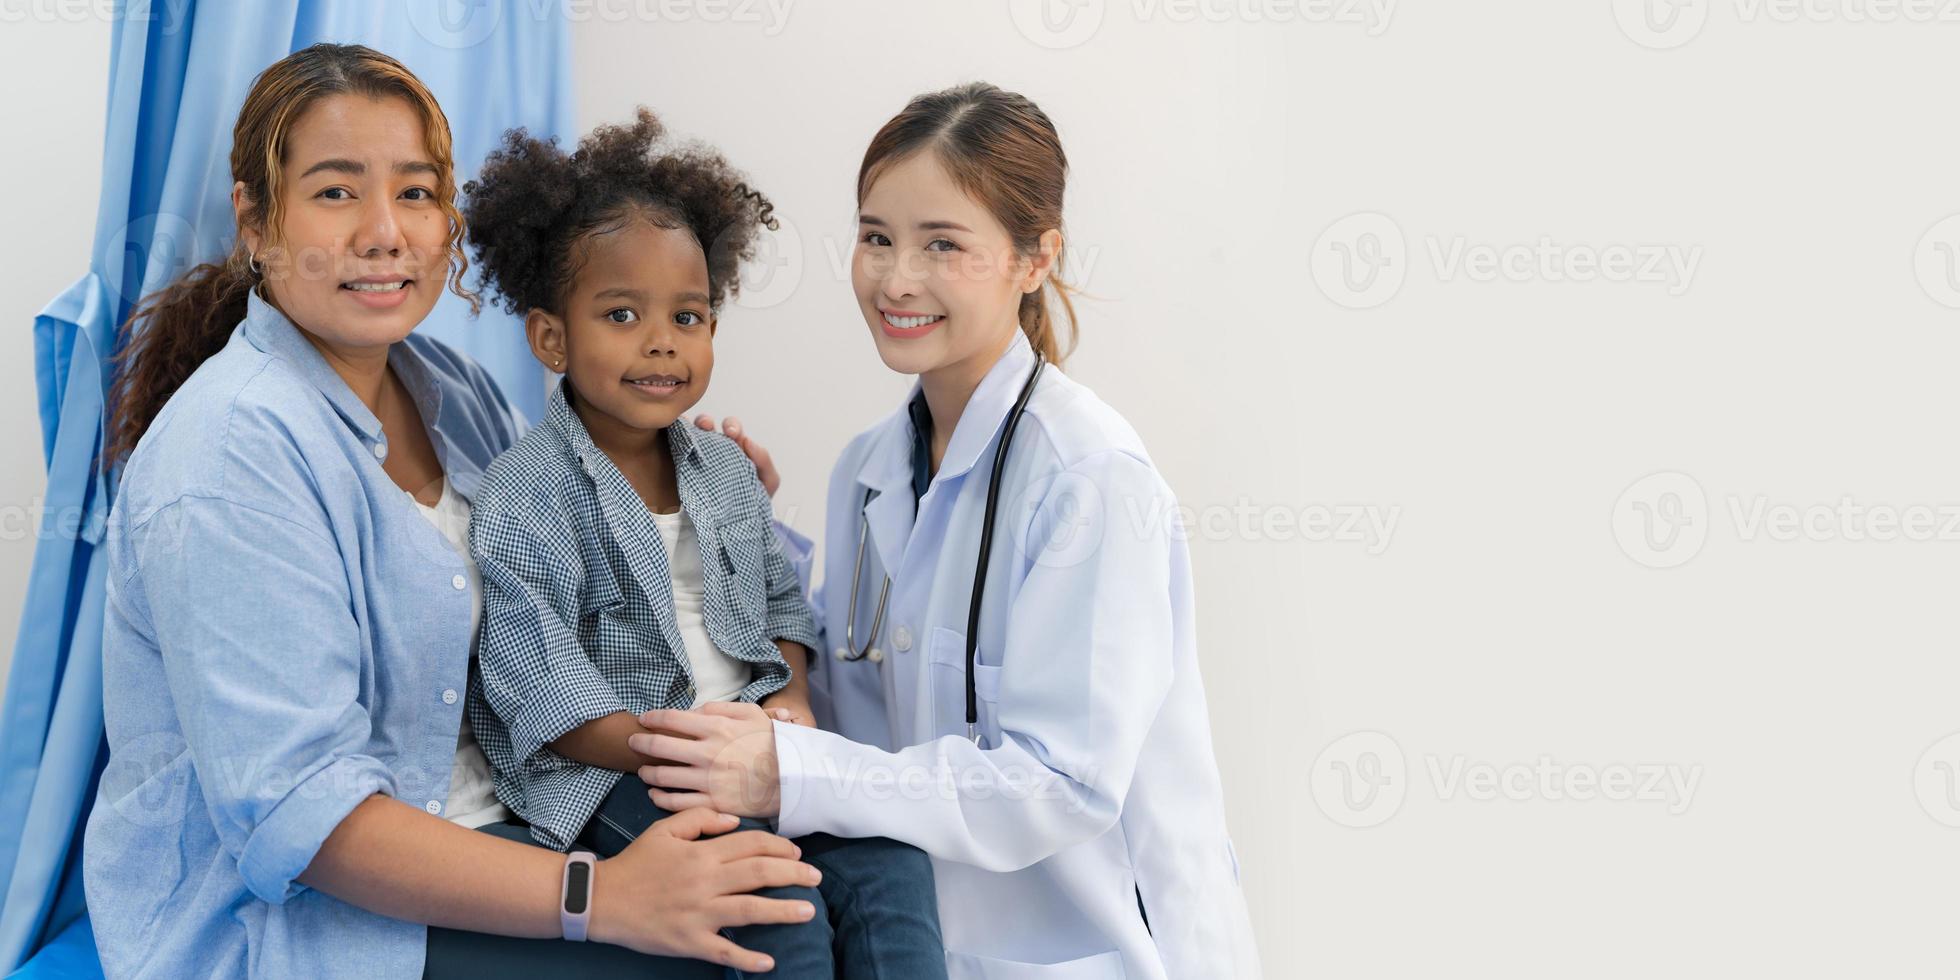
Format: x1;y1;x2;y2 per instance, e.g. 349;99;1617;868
8;1;1960;975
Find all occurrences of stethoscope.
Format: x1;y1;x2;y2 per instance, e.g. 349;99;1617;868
835;353;1046;745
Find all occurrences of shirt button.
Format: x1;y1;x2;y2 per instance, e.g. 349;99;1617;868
425;800;442;814
893;624;914;653
373;443;387;460
442;689;458;705
451;574;467;590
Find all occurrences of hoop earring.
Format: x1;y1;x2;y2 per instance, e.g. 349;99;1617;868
247;252;263;276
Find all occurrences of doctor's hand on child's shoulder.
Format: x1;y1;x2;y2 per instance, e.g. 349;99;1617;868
631;701;784;819
693;414;776;498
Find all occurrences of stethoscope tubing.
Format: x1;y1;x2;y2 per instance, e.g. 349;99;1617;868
838;353;1047;745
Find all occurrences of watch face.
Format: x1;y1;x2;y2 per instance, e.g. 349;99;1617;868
564;862;590;915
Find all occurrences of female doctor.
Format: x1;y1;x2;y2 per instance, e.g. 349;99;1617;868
643;83;1261;978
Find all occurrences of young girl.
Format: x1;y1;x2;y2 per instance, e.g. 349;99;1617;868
641;83;1263;978
460;109;947;978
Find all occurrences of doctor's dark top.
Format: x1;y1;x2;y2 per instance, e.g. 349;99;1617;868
464;377;822;851
83;291;526;979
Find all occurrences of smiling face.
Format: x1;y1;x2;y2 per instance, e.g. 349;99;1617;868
527;216;715;442
852;150;1044;382
239;94;449;351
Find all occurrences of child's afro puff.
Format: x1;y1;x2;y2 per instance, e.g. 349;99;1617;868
462;106;777;316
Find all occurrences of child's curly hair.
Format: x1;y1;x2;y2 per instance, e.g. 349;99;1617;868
463;107;777;316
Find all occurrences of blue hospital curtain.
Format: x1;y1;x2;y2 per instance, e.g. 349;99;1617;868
0;2;574;972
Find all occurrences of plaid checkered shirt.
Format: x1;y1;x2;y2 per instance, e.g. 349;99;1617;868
465;378;820;850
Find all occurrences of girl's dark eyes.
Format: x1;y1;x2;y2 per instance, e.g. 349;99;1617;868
675;311;703;326
606;308;638;324
401;187;433;201
318;187;351;200
861;231;891;247
925;238;959;252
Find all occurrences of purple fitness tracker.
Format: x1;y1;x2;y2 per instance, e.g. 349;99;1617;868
561;850;596;941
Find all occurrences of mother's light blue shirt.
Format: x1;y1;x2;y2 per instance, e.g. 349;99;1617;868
82;291;527;979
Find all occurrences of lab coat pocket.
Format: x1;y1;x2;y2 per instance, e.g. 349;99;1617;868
927;626;1001;742
945;948;1125;979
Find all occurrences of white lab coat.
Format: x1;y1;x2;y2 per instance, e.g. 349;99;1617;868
772;331;1261;979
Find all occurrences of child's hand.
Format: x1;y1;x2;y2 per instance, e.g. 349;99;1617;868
758;693;816;728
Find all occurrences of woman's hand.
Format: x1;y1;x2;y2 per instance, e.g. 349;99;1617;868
693;414;778;498
632;701;783;818
591;807;821;972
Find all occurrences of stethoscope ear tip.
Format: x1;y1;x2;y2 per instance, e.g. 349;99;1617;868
868;648;885;664
832;647;849;662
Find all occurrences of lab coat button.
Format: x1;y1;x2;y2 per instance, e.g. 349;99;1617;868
442;689;458;705
425;800;442;814
451;574;467;590
373;443;387;460
893;625;913;652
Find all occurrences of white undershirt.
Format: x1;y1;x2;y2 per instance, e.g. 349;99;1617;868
648;507;753;706
410;479;512;830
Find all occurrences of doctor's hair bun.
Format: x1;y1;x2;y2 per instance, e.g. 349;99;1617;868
462;106;777;315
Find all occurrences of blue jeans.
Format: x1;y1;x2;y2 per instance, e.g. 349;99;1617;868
581;771;948;980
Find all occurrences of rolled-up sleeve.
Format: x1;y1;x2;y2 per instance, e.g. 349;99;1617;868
469;506;626;762
131;495;396;904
